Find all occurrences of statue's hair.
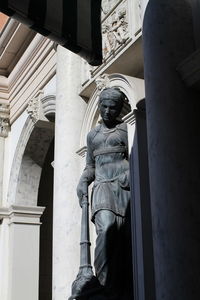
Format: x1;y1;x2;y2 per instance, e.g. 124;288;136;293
99;87;126;107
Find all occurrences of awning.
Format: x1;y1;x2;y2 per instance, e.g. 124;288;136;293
0;0;102;66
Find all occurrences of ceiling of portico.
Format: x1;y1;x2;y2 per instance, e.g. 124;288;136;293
0;13;9;31
0;19;36;77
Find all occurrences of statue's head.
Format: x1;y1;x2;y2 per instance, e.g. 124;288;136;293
98;87;125;125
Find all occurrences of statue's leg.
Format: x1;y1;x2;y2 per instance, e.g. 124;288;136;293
94;210;124;297
93;209;133;299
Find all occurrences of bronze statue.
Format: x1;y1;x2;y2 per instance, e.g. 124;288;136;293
76;87;133;299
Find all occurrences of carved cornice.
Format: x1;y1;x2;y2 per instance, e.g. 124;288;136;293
8;34;56;124
0;104;10;137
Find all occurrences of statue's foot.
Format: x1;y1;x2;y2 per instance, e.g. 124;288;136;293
69;269;103;299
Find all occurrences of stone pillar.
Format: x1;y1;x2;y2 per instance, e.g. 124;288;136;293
53;47;87;300
0;104;10;205
0;205;45;300
143;1;200;299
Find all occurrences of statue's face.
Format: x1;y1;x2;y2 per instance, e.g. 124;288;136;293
99;93;122;124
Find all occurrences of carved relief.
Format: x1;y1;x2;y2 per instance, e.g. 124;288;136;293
0;104;10;137
88;1;130;78
102;1;129;60
101;0;119;18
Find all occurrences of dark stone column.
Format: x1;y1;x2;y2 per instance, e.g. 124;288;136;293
191;0;200;47
130;100;155;300
143;1;200;299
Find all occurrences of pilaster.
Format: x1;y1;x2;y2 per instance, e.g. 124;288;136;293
0;103;10;205
0;205;45;300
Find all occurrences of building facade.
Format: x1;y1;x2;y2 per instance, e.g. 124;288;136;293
0;1;148;299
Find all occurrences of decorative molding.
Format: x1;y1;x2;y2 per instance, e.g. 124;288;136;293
76;146;87;158
0;205;45;225
0;23;56;123
8;34;56;124
177;48;200;90
0;104;10;137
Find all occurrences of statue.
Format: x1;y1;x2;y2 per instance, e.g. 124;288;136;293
76;87;133;299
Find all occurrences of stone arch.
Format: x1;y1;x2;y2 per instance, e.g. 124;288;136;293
7;94;55;206
79;73;145;149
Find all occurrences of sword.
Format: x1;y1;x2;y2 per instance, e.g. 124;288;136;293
69;194;101;299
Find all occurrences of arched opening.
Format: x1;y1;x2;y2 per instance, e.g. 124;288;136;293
38;138;54;300
7;113;55;300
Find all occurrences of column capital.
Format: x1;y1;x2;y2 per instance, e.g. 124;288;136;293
0;104;10;138
0;205;45;225
27;91;56;124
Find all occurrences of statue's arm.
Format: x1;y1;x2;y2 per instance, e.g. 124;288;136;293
118;124;130;190
77;132;95;206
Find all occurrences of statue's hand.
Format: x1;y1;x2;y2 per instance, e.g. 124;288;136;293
77;181;88;207
118;170;130;190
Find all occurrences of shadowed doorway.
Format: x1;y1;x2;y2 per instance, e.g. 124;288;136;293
38;139;54;300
